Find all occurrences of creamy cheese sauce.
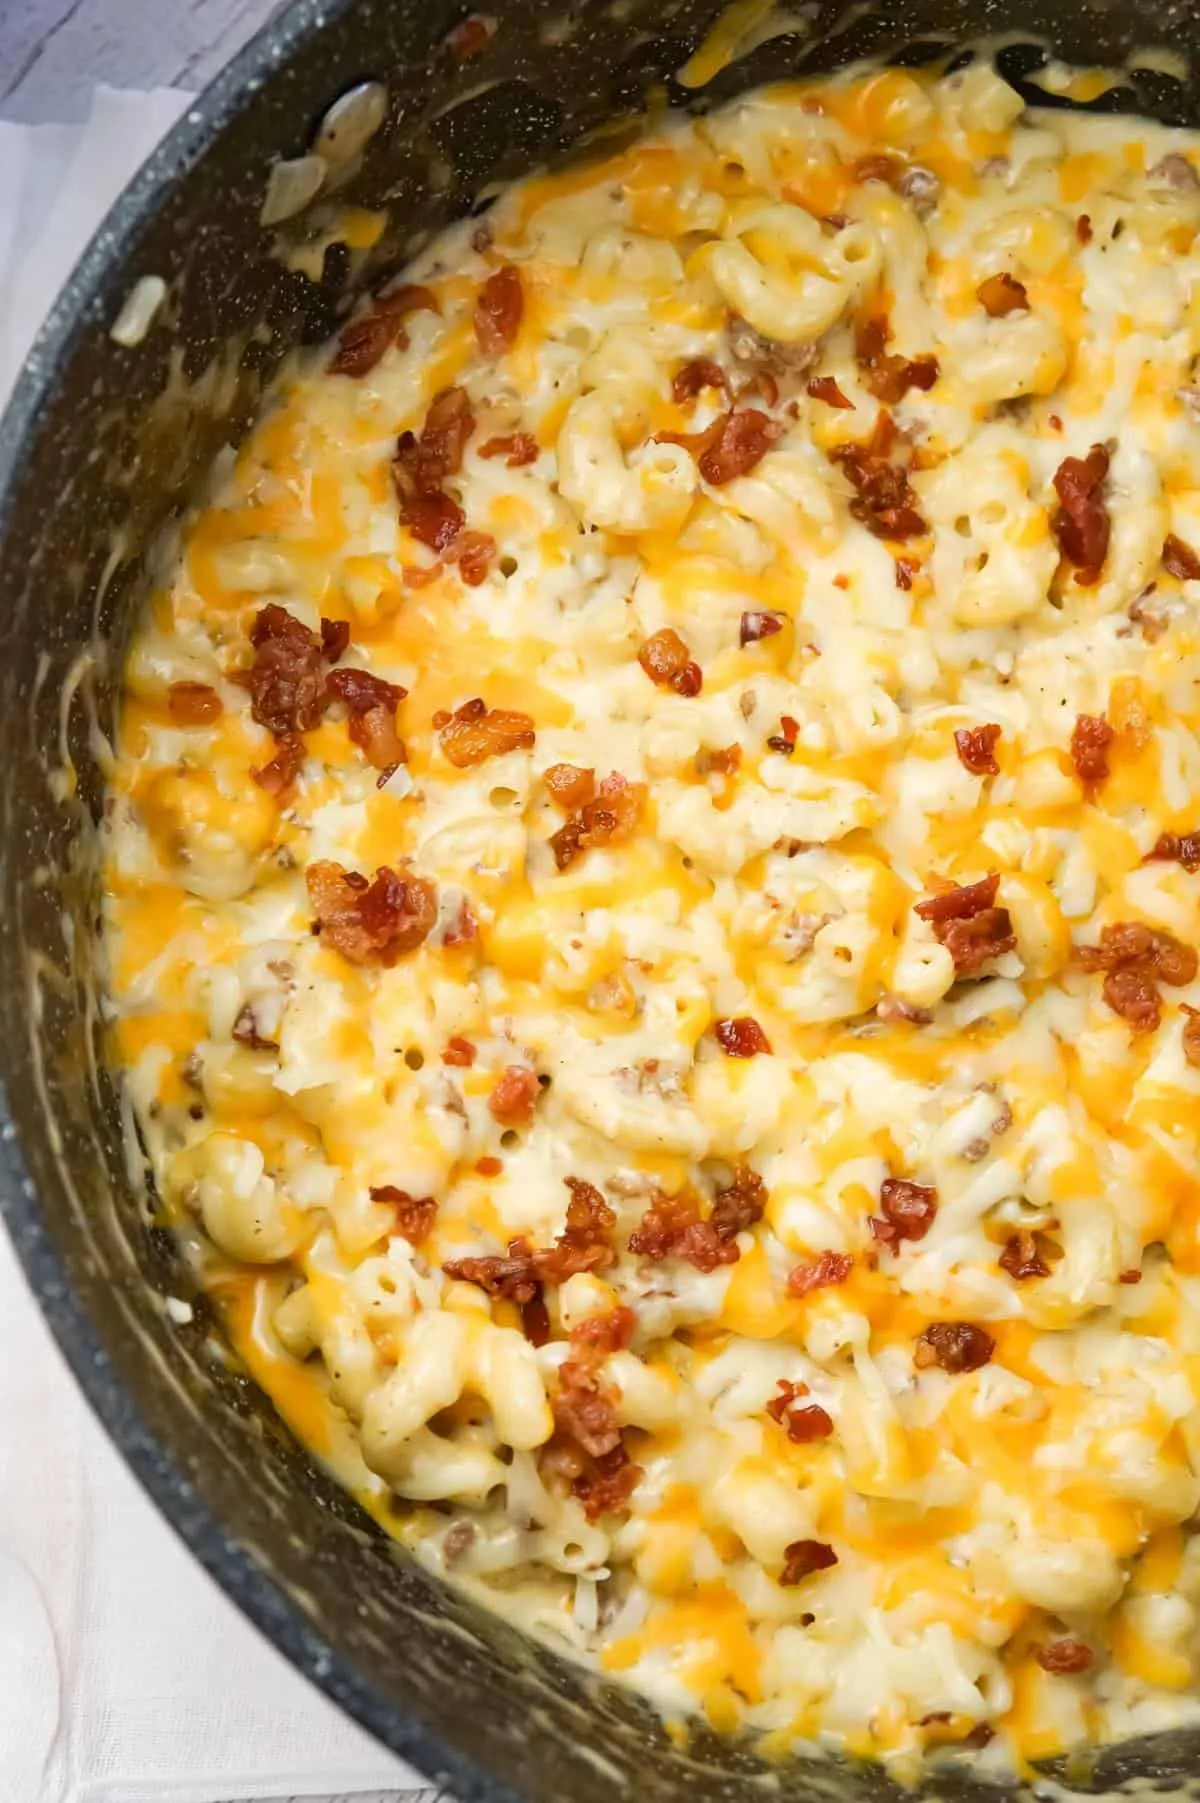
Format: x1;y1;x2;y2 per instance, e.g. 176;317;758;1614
104;59;1200;1773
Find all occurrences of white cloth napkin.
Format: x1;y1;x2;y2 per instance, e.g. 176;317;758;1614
0;87;428;1803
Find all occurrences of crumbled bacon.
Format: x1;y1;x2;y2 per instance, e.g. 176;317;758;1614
767;714;800;755
543;763;596;809
628;1192;740;1273
870;1177;938;1246
395;384;475;496
1163;533;1200;581
1037;1639;1094;1676
521;1288;550;1346
767;1380;834;1443
439;697;536;767
168;681;223;726
570;1305;636;1358
954;723;1002;776
854;315;938;406
675;409;780;485
474;265;523;355
488;1064;541;1124
854;154;939;215
443;1240;539;1302
914;1321;995;1373
1076;920;1197;1031
829;412;926;540
443;1036;477;1067
445;530;496;586
240;604;338;734
714;1016;772;1057
915;873;1016;975
571;1443;641;1520
306;860;437;965
553;1357;621;1459
479;431;538;466
999;1229;1052;1280
786;1250;854;1298
328;284;437;378
895;555;919;591
370;1185;438;1245
441;898;478;947
251;732;306;797
231;1002;278;1052
1052;445;1111;585
807;374;854;410
1148;831;1200;872
325;666;408;770
1076;214;1093;245
444;12;495;58
740;610;784;646
549;773;644;871
1070;713;1114;788
710;1167;767;1241
780;1539;838;1586
672;358;729;402
401;491;467;552
321;618;350;661
977;273;1029;317
638;628;703;697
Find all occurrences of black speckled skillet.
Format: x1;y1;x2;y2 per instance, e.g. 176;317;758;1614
2;0;1199;1795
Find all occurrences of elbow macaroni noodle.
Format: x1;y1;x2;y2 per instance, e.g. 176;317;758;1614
103;56;1200;1774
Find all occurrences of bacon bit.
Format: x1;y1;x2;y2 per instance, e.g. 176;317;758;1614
915;1322;995;1374
672;358;729;402
549;772;644;871
402;559;445;589
853;154;940;215
439;697;536;767
479;431;538;466
780;1540;838;1586
767;1381;834;1444
895;556;918;591
488;1065;541;1124
704;744;741;776
326;667;405;715
476;1156;503;1177
740;609;784;646
710;1167;767;1241
629;1192;740;1273
714;1016;772;1057
1148;831;1200;872
1163;533;1200;581
443;1036;477;1067
444;12;495;58
168;681;222;726
1076;214;1093;245
444;1240;539;1302
445;529;496;586
1076;921;1197;1031
999;1229;1052;1280
696;409;780;485
1048;414;1063;433
571;1443;641;1520
441;898;478;947
915;873;1016;975
571;1306;636;1359
474;265;523;355
1118;1265;1144;1283
1052;445;1111;585
829;412;927;540
353;705;407;771
786;1249;854;1297
240;604;336;734
326;667;408;771
307;860;437;966
397;489;466;554
1069;713;1115;788
954;723;1002;776
1037;1640;1094;1676
521;1289;550;1346
637;628;702;697
870;1177;937;1246
370;1185;438;1245
553;1363;620;1459
807;374;854;410
854;315;938;405
767;713;800;756
328;284;438;378
251;732;306;797
544;763;595;809
393;385;476;549
231;1003;278;1052
977;272;1029;317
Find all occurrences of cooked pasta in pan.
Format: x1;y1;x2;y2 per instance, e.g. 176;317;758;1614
104;56;1200;1769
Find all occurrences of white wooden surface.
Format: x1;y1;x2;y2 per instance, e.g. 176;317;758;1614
0;0;281;121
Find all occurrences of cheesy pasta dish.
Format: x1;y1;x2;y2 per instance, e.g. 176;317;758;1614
104;56;1200;1771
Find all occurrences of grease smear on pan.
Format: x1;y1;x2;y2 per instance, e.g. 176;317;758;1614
103;57;1200;1772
